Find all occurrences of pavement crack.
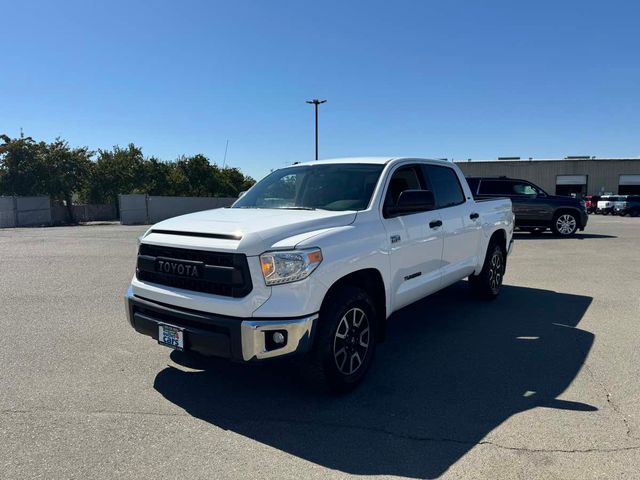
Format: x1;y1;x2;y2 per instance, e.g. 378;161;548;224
233;416;640;455
562;324;634;438
581;358;633;438
3;408;639;455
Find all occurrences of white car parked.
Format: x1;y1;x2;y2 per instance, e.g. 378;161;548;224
597;195;619;215
126;157;514;390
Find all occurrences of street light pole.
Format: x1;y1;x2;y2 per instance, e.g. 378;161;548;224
306;99;326;160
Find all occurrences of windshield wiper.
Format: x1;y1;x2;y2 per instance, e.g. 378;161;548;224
279;206;316;210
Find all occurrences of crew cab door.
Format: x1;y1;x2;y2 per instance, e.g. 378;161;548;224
381;164;444;311
422;164;481;286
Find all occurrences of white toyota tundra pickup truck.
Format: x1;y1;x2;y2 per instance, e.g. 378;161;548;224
125;157;513;390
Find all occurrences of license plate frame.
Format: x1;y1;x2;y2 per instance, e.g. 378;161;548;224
158;323;184;350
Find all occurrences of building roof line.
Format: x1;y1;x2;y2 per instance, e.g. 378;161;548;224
454;157;640;163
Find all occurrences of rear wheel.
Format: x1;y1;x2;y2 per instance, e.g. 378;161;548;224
469;242;505;299
299;286;377;392
552;212;578;236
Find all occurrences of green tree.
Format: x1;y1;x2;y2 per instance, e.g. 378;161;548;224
218;167;255;196
174;154;220;196
3;133;256;216
83;144;145;205
141;157;174;196
0;133;45;196
41;139;93;222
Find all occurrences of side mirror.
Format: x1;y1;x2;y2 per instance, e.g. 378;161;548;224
385;190;435;217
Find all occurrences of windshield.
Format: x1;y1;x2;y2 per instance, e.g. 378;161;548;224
233;164;384;211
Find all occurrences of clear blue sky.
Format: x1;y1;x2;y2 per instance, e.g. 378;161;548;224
1;0;638;180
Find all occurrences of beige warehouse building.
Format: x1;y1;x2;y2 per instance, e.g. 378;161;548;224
454;157;640;197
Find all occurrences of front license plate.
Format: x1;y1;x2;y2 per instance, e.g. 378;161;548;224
158;324;184;350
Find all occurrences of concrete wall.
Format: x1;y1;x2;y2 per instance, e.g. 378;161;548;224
0;196;17;228
455;159;640;195
119;195;236;225
119;194;148;225
51;204;118;225
147;196;235;224
1;196;53;227
1;196;117;228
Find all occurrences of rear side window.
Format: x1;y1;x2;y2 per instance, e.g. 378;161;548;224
478;180;538;196
466;178;480;194
422;165;465;209
478;180;513;195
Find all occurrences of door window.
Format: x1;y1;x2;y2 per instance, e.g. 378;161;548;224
422;165;465;209
384;165;424;212
512;182;539;196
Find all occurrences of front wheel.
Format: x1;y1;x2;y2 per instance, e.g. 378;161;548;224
299;286;377;392
552;212;578;236
469;242;505;299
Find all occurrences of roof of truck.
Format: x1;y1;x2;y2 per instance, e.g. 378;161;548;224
295;156;450;167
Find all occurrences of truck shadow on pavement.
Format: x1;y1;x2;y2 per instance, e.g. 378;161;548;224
513;232;616;240
154;282;595;479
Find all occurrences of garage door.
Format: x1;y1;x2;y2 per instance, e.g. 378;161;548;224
556;175;587;196
619;175;640;195
556;175;588;185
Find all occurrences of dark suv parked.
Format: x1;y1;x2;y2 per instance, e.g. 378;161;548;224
466;177;588;236
614;195;640;217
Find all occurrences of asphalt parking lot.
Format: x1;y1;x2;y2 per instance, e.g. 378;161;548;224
1;215;639;479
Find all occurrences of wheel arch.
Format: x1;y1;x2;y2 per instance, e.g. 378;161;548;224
488;228;508;254
320;268;387;342
553;207;584;227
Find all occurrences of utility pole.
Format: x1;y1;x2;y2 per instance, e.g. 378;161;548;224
305;99;326;160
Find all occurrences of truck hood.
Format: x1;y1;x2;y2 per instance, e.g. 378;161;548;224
141;207;358;256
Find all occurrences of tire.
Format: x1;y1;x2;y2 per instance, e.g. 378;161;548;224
299;286;377;392
469;242;505;300
551;212;578;236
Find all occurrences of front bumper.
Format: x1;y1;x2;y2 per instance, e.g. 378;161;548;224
579;210;588;230
124;287;317;361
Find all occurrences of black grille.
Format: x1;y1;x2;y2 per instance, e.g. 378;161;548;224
136;244;253;298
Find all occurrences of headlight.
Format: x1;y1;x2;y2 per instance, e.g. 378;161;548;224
259;248;323;286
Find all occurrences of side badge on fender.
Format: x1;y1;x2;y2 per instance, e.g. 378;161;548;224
390;235;401;244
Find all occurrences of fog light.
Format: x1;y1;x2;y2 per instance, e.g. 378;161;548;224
265;330;288;351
